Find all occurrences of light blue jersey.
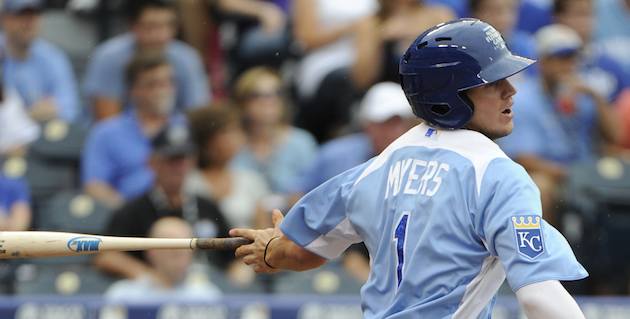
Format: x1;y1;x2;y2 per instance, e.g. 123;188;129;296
281;123;587;319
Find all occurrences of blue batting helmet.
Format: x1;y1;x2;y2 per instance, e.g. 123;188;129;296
399;18;535;129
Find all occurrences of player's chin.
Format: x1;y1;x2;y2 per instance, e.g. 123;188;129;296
486;123;513;140
497;125;513;139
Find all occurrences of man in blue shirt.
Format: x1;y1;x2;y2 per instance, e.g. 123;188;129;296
470;0;537;63
553;0;630;102
593;0;630;74
83;0;209;121
231;19;587;318
295;82;415;194
498;24;621;226
82;51;183;208
0;0;80;123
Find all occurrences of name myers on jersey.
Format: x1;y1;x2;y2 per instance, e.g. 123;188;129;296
385;158;450;199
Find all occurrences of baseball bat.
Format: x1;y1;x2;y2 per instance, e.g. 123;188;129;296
0;231;253;259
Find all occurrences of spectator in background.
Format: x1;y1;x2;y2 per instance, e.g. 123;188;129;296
83;0;209;121
82;52;182;208
94;124;230;281
231;67;317;197
0;0;80;123
0;87;39;156
595;0;630;41
0;173;31;231
295;82;416;195
292;0;377;143
214;0;292;73
351;0;453;91
470;0;537;61
553;0;630;102
105;217;222;301
423;0;553;33
594;0;630;82
616;88;630;150
186;105;271;229
498;24;621;226
425;0;468;17
514;0;553;35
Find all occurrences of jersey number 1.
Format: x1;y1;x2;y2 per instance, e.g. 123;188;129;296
394;213;409;288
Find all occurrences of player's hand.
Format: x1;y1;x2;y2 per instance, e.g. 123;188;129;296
230;209;285;273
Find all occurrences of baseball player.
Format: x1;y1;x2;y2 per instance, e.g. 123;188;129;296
231;18;588;318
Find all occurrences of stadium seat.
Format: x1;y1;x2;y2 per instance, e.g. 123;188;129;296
29;120;87;162
273;261;363;295
14;263;113;295
204;263;266;294
2;121;87;209
562;157;630;293
35;190;111;234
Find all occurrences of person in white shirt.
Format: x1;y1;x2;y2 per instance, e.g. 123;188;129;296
105;217;222;302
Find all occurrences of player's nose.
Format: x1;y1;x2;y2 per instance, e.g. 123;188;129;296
501;79;517;99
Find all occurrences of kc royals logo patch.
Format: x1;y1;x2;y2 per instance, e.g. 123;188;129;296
512;216;544;259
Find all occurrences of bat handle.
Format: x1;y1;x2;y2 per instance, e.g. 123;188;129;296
194;237;253;250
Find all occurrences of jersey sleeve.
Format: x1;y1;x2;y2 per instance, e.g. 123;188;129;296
475;158;588;291
281;163;366;259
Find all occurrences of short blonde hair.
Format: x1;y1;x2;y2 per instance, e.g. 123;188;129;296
233;67;282;103
233;67;291;124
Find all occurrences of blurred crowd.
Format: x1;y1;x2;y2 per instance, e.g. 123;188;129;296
0;0;629;299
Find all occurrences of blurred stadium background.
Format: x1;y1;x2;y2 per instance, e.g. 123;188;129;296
0;0;630;318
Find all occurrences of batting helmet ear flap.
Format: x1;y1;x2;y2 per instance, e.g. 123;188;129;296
457;91;475;115
430;104;452;116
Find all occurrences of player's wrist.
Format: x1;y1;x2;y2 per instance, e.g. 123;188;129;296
263;236;281;269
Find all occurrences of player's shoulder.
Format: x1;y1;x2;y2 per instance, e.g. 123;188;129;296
411;123;511;173
352;123;510;189
481;156;537;199
436;125;508;161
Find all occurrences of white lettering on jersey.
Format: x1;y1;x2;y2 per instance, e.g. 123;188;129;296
426;163;450;196
385;158;450;199
386;160;401;199
418;161;438;195
403;159;427;195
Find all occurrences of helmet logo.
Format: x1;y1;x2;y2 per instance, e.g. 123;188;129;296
483;26;505;50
